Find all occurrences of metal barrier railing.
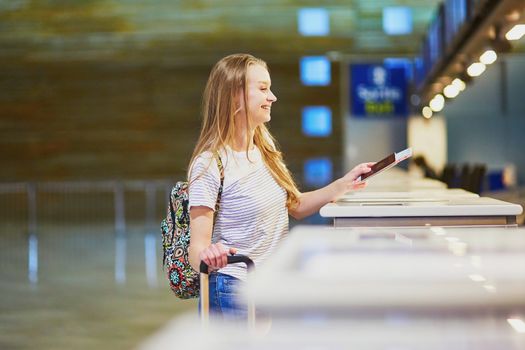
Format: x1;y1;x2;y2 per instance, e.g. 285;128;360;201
0;180;176;234
0;180;178;287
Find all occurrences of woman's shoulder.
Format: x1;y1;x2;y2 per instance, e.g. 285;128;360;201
193;150;215;165
189;151;221;177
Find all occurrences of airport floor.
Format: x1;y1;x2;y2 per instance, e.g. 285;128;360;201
0;222;196;350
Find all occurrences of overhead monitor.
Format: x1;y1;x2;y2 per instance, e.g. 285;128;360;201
304;157;333;187
297;8;330;36
302;106;332;137
300;56;331;86
383;7;413;35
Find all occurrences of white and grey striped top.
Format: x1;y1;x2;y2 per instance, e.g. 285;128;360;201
188;146;288;281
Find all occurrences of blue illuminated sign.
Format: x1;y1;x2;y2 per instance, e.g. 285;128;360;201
302;106;332;137
383;7;413;35
300;56;331;86
298;8;330;36
304;158;333;187
350;64;407;117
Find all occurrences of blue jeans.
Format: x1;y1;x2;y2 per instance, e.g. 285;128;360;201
200;272;247;321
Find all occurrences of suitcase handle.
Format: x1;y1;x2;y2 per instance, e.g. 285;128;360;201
199;254;256;328
199;254;254;274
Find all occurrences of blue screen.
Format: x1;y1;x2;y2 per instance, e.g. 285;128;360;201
383;7;413;35
300;56;331;86
302;106;332;137
304;158;333;187
384;57;414;81
298;8;330;36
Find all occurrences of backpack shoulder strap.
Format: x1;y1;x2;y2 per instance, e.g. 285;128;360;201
214;152;224;213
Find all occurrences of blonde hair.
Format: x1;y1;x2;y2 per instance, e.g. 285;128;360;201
188;53;300;209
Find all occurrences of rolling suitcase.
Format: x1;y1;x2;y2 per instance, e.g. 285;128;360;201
199;255;255;328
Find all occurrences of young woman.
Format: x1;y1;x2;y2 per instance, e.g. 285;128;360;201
188;53;373;319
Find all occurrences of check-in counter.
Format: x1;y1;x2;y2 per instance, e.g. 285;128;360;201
141;312;525;350
244;226;525;315
141;226;525;350
340;188;479;201
321;196;523;227
362;177;448;191
361;168;448;191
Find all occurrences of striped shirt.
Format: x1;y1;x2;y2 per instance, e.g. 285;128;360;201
188;146;288;281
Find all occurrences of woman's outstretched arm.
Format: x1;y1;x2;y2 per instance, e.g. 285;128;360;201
289;162;374;220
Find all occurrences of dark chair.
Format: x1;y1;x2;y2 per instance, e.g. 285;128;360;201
459;164;471;190
469;164;486;194
440;163;457;188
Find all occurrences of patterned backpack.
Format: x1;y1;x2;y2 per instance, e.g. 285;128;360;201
161;155;224;299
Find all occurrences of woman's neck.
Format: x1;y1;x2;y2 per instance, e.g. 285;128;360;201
231;128;255;152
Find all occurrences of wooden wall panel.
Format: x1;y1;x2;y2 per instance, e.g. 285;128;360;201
0;59;342;187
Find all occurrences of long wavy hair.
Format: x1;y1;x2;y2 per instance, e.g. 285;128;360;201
188;53;299;209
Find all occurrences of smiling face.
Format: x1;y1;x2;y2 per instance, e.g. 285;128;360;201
242;63;277;127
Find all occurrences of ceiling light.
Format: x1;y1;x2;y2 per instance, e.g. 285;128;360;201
505;24;525;41
443;84;460;98
422;106;432;119
479;49;497;65
429;94;444;112
467;62;486;77
452;78;466;91
434;94;445;104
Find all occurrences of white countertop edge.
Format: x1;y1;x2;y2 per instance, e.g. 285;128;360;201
319;202;524;217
